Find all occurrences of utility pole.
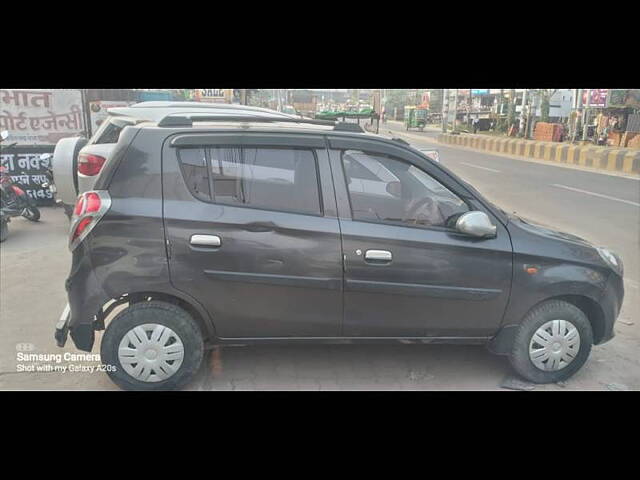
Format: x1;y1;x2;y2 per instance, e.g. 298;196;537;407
528;90;538;139
582;89;591;141
519;89;529;137
442;88;449;132
468;89;473;127
452;89;458;131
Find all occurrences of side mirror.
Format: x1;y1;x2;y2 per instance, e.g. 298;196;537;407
456;211;497;238
1;130;9;141
385;181;402;198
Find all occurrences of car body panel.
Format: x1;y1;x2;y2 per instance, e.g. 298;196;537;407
161;132;344;338
52;136;86;205
326;139;513;337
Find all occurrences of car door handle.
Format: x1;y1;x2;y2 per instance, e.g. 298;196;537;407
190;234;221;247
365;249;392;263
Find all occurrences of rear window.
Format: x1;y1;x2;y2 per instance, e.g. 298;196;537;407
90;117;135;145
177;146;322;216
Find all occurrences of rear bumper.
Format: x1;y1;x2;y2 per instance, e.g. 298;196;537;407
54;303;71;347
55;245;110;352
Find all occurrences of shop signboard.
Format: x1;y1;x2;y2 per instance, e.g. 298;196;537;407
0;89;85;145
194;89;231;103
0;89;86;205
89;100;135;137
472;89;489;95
582;89;608;107
0;145;55;205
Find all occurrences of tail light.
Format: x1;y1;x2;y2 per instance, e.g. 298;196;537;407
77;153;106;176
69;190;111;250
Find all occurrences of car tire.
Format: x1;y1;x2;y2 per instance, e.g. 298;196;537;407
509;300;593;384
23;206;40;222
100;301;204;391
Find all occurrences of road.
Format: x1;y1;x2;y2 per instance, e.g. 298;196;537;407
0;126;638;390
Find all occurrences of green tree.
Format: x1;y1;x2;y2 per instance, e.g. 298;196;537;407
507;89;516;128
537;89;557;123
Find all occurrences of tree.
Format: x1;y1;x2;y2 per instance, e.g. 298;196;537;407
537;89;557;123
507;89;516;128
429;89;443;112
384;89;410;114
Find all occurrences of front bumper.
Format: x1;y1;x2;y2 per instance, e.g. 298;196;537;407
596;272;624;345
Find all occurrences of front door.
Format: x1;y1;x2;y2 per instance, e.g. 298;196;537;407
328;140;512;338
162;133;343;338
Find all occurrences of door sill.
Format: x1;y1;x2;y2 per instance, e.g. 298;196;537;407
213;336;491;346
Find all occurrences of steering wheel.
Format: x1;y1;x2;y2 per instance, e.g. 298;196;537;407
403;196;439;225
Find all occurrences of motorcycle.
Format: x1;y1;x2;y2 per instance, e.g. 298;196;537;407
0;130;41;242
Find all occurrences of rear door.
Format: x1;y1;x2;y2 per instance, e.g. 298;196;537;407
162;132;343;338
327;136;513;338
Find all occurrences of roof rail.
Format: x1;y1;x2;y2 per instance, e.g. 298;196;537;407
333;122;364;133
391;137;410;145
157;113;337;128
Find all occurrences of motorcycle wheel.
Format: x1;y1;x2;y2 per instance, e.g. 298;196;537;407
0;220;8;242
23;206;40;222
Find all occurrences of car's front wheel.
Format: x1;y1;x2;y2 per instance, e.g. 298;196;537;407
509;300;593;384
100;301;204;391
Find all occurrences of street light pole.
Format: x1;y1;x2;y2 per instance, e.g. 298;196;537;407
452;89;458;131
442;88;449;132
519;89;529;137
582;88;591;141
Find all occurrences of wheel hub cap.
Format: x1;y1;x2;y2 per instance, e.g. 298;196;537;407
529;319;581;371
118;324;184;382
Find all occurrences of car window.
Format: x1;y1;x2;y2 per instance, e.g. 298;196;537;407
178;146;322;216
93;120;123;144
177;148;210;201
341;150;468;228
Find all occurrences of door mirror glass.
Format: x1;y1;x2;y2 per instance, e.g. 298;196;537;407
455;211;497;238
1;130;9;141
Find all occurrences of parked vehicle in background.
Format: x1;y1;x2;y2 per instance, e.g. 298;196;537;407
52;102;298;218
404;106;428;131
39;153;59;206
54;109;624;391
0;130;41;241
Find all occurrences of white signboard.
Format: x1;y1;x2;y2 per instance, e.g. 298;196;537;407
0;89;85;145
195;89;231;103
89;100;134;136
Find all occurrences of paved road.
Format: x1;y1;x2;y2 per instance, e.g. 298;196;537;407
0;128;638;390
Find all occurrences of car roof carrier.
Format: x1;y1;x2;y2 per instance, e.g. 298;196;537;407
333;122;364;133
391;137;410;145
158;113;336;128
157;113;365;133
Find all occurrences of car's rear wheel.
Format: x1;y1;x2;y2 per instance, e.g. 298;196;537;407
509;300;593;384
100;301;204;391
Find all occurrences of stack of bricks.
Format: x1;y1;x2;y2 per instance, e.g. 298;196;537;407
534;122;563;142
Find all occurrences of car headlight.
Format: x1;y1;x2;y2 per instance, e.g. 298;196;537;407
597;247;623;275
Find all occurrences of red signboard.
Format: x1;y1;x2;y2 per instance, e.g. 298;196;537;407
582;89;608;107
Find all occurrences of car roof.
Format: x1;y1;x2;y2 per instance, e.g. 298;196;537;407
108;101;298;123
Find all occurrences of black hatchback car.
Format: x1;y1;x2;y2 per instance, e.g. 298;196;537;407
54;109;624;390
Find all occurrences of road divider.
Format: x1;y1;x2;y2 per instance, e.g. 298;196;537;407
437;133;640;175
